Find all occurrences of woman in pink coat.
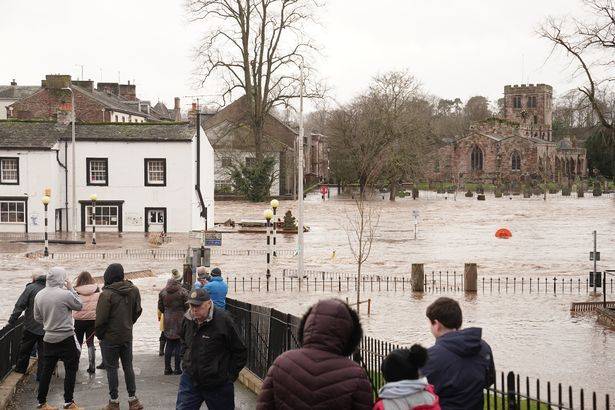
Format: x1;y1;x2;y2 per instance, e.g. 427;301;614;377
73;271;100;373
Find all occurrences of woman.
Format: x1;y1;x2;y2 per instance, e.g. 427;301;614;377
73;271;100;373
256;298;373;409
158;276;188;375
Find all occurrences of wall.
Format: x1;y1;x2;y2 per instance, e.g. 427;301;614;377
109;111;146;123
192;127;216;232
0;99;16;120
213;149;281;196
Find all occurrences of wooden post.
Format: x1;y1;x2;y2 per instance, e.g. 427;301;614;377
411;263;425;292
367;298;371;316
464;263;478;292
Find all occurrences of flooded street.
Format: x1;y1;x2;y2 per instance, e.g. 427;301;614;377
1;192;614;398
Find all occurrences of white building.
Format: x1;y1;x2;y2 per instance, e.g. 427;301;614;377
0;121;214;233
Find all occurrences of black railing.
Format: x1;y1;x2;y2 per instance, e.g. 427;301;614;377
0;317;24;382
226;298;611;409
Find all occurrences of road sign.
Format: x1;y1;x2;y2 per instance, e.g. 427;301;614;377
589;271;602;288
204;231;222;247
590;251;601;261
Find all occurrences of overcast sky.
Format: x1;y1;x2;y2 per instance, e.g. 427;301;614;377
0;0;587;112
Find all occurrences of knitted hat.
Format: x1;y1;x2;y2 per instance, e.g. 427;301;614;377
171;269;182;282
211;267;222;277
381;345;428;382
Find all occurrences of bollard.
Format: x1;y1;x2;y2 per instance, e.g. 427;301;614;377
464;263;478;292
411;263;425;292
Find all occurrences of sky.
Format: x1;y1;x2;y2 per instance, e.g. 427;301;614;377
0;0;588;113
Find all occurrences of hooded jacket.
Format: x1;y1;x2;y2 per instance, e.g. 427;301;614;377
158;279;188;339
95;280;142;345
204;276;228;309
9;275;46;335
73;284;100;321
33;268;83;343
420;328;495;410
256;299;373;410
373;379;440;410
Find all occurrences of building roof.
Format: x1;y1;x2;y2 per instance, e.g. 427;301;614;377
0;85;41;100
0;120;194;149
72;85;155;120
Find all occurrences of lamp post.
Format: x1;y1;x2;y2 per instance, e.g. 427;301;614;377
270;199;279;257
42;195;50;257
90;194;97;245
62;87;77;239
264;209;273;291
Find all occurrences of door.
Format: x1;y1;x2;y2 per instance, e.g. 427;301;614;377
145;208;166;233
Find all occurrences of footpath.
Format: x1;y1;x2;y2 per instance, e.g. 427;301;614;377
8;354;257;409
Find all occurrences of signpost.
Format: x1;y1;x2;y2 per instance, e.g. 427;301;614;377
412;210;420;240
204;232;222;247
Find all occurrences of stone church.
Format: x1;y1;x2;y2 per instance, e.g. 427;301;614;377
428;84;587;184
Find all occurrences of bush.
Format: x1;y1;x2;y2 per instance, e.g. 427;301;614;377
230;156;277;202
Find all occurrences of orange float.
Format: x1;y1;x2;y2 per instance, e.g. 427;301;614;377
495;228;512;239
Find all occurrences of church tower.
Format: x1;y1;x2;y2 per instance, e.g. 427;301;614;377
504;84;553;141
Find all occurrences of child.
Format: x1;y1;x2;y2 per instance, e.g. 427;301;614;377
374;344;440;410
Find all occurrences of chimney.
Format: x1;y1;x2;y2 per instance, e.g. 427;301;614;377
72;79;94;93
174;97;181;122
119;82;136;101
97;82;120;96
44;74;71;90
10;79;16;86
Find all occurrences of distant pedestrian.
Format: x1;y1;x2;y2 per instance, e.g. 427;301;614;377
72;271;100;374
158;274;189;375
176;289;247;410
95;263;144;410
256;298;373;410
420;297;495;410
205;267;228;309
34;267;83;410
8;273;46;380
157;308;165;357
374;345;440;410
192;266;210;290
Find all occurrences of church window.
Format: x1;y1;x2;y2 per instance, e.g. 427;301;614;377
511;151;521;171
528;96;537;108
471;146;483;171
513;95;522;109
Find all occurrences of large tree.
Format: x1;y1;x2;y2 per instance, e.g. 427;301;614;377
464;96;492;122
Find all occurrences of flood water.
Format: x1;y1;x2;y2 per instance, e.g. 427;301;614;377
0;191;614;399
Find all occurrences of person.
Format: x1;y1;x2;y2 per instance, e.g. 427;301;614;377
158;274;188;375
256;298;373;409
205;267;228;309
72;271;100;374
8;273;46;380
95;263;144;410
33;267;83;410
176;289;247;410
374;345;440;410
192;266;210;290
420;297;495;410
157;307;165;357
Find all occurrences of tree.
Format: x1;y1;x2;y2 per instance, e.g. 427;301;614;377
585;128;615;177
464;96;492;122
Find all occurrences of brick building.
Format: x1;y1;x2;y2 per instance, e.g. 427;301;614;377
428;84;587;184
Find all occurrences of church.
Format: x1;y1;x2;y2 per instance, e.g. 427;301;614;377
428;84;587;184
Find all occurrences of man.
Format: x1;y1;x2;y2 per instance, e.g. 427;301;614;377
176;289;247;410
34;267;83;410
95;263;144;410
9;273;46;379
192;266;210;290
420;297;495;410
158;271;188;375
205;267;228;309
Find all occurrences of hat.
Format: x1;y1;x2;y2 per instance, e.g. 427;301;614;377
103;263;124;286
381;345;428;382
171;269;182;282
197;270;211;281
187;289;211;306
211;267;222;277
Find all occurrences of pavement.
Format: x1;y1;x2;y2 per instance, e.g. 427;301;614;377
9;354;257;409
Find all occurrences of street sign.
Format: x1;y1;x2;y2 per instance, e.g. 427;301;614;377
204;231;222;247
590;251;601;261
589;271;602;288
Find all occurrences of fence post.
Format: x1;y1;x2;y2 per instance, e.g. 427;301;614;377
411;263;424;292
464;263;477;292
506;371;517;410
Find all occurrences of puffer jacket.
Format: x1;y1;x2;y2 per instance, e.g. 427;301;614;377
73;284;100;321
256;299;373;410
204;276;228;309
9;275;46;335
158;279;188;340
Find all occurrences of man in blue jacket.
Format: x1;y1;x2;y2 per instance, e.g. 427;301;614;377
420;297;495;410
204;267;228;309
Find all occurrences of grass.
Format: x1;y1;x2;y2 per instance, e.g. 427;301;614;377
483;392;553;409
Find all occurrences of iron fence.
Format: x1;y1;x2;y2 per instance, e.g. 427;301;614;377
0;317;24;382
226;297;611;409
24;248;295;260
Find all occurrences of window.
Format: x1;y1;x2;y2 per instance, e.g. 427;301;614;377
245;157;256;167
86;158;108;186
115;115;118;122
513;95;522;109
144;158;166;186
471;145;483;171
0;201;25;223
511;151;521;171
86;205;118;226
533;115;538;125
0;157;19;184
528;96;537;108
148;210;165;224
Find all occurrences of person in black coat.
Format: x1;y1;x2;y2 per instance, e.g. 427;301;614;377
8;274;46;379
420;297;495;410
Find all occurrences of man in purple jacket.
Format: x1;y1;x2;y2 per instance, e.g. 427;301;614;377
420;297;495;410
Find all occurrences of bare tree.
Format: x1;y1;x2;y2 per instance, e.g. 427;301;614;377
187;0;323;159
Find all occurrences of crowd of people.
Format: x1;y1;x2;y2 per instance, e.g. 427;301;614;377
8;262;494;410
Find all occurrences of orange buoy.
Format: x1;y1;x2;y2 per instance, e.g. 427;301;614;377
495;228;512;239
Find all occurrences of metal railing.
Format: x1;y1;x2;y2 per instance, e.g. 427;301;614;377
0;317;24;382
25;248;296;260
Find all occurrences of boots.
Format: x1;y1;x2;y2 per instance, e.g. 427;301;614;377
128;397;144;410
87;346;96;374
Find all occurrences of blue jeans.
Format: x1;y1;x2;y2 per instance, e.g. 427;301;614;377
176;372;234;410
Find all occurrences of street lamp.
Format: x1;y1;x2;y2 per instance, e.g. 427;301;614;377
90;194;97;245
62;87;77;239
264;209;273;291
41;195;50;257
270;199;279;257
